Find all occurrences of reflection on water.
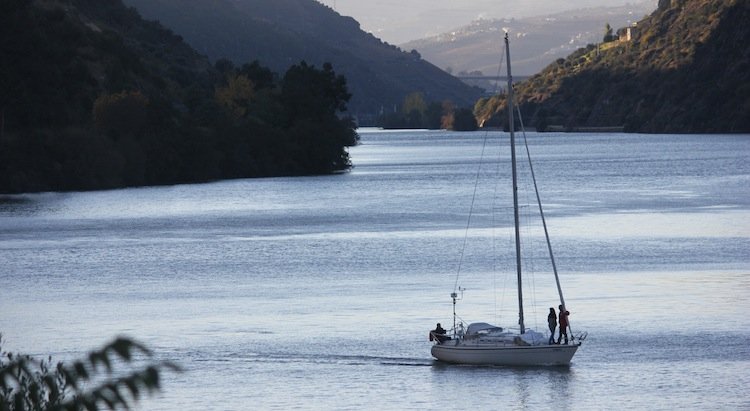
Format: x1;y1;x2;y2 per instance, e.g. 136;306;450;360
554;210;750;238
0;194;56;216
429;362;574;409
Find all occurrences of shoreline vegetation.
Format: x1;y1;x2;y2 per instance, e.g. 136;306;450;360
377;92;478;132
0;0;357;195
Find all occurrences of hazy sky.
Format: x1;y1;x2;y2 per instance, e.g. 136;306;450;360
315;0;649;44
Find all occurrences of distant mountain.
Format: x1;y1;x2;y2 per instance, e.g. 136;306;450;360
121;0;483;119
318;0;648;45
401;1;657;78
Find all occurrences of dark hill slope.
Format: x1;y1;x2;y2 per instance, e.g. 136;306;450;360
121;0;483;118
0;0;213;131
476;0;750;133
0;0;357;193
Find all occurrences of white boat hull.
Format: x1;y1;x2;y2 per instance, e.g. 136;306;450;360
431;342;579;366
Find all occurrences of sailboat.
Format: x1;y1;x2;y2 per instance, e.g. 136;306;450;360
430;33;583;366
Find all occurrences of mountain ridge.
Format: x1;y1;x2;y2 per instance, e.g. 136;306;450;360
121;0;483;119
401;1;657;78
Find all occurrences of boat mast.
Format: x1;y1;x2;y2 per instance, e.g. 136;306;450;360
505;32;525;334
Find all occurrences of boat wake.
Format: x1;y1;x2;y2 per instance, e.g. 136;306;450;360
242;351;433;367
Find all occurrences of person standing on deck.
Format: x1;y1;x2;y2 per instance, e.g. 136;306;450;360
547;307;557;344
557;304;570;344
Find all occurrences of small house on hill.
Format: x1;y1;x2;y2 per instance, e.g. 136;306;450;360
618;24;637;42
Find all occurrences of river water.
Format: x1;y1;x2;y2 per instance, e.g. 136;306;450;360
1;130;749;410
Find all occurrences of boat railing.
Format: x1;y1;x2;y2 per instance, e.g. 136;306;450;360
573;331;588;343
429;331;452;344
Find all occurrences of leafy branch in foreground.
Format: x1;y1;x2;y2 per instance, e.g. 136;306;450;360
0;335;180;411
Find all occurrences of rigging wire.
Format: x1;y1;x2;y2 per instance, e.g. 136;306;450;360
515;103;572;335
517;149;541;331
523;200;540;331
453;134;489;293
453;42;507;295
516;110;540;332
491;142;507;325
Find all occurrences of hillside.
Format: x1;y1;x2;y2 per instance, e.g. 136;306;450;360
0;0;357;193
0;0;212;132
121;0;483;121
401;1;656;77
475;0;750;133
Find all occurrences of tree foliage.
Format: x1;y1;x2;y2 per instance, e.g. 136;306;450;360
603;23;616;42
280;62;357;173
452;108;479;131
282;62;351;120
93;91;149;136
0;336;179;411
215;74;255;120
379;93;477;131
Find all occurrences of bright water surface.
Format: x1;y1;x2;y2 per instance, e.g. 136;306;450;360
1;131;749;410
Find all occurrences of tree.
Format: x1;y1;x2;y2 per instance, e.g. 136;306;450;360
440;100;456;129
282;61;351;122
452;108;478;131
215;74;255;120
0;335;179;411
213;58;235;75
0;0;32;137
92;91;149;136
603;23;615;43
396;92;428;128
239;61;275;91
280;62;357;173
401;92;427;117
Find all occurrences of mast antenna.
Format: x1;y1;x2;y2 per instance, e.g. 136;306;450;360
451;287;465;337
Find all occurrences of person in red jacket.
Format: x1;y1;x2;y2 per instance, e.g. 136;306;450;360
557;304;570;345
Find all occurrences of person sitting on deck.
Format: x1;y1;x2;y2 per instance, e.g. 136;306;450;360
429;323;450;343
